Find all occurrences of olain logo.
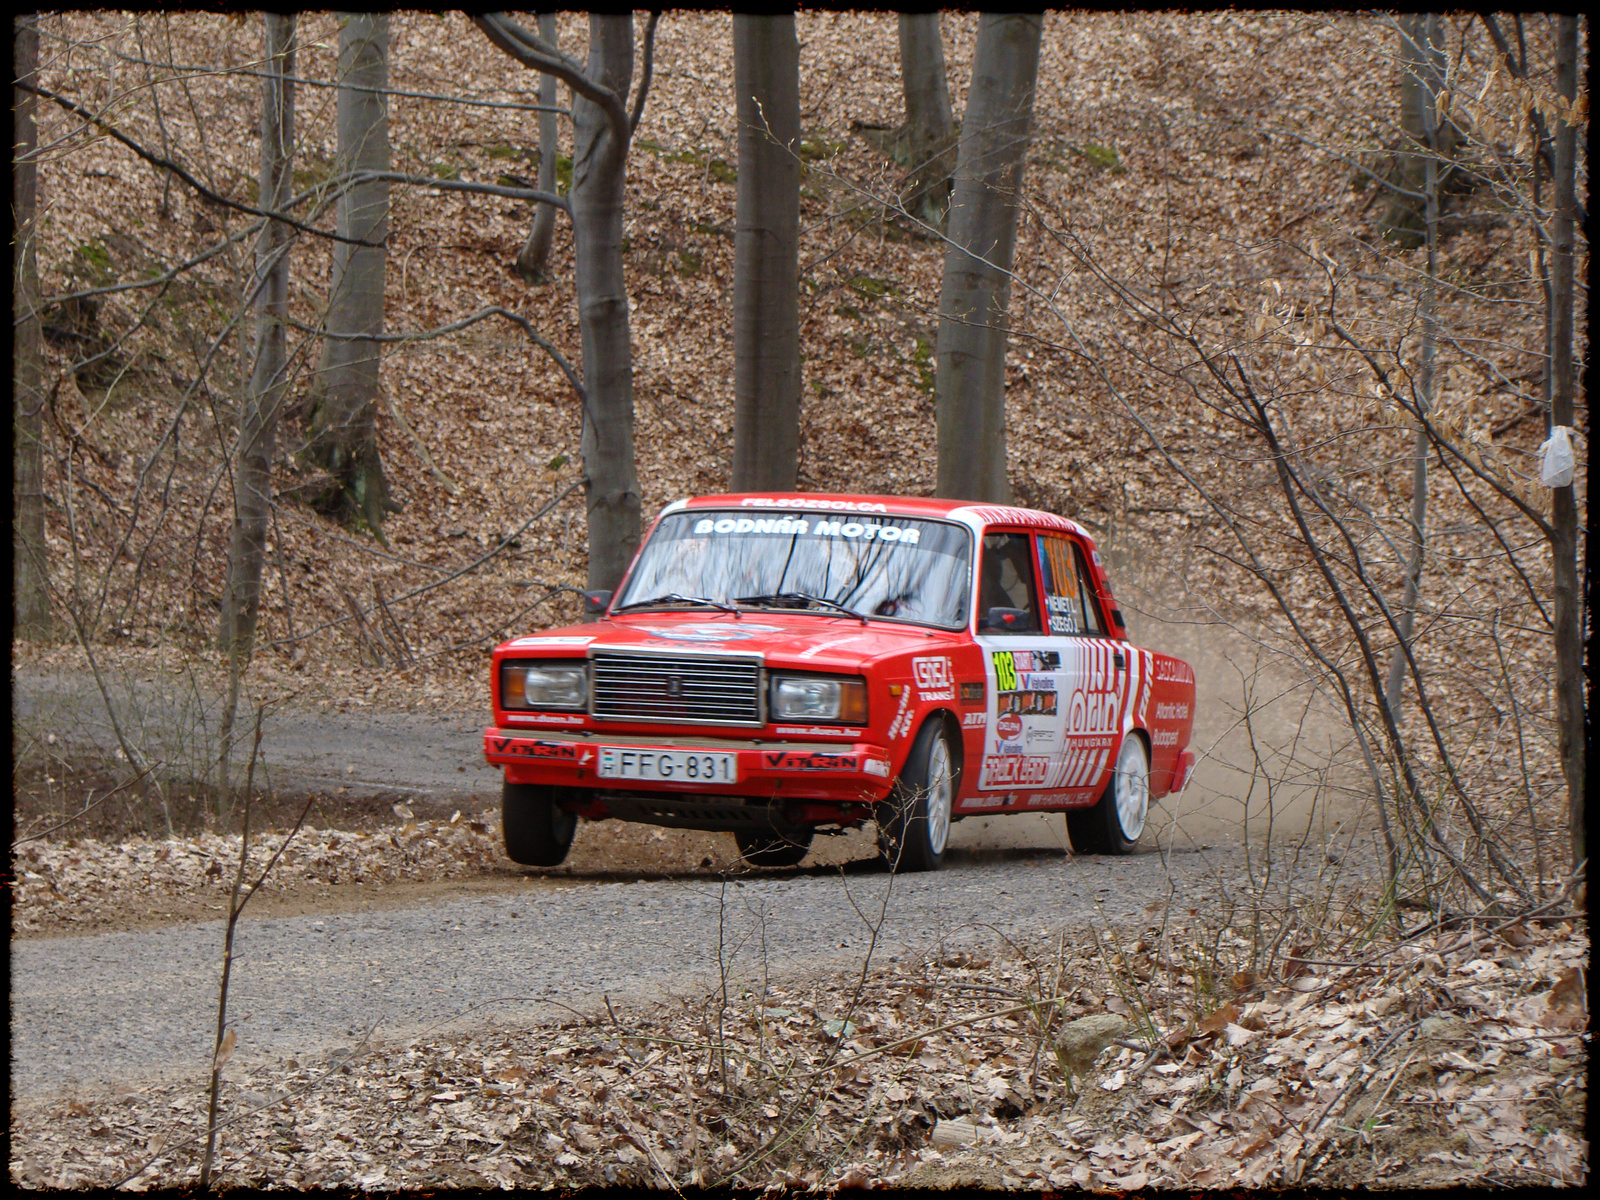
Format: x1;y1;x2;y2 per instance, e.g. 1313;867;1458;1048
666;676;685;699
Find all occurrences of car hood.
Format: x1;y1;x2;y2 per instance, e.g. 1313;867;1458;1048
501;611;962;671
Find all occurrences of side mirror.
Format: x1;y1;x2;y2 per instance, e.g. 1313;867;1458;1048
982;606;1029;632
582;590;613;616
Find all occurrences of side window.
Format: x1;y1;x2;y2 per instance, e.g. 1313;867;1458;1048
1038;535;1105;636
1072;542;1105;635
978;533;1040;633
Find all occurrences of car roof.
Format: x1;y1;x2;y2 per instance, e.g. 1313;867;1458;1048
678;493;1090;537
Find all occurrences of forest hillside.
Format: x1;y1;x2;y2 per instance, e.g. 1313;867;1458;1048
16;11;1586;900
9;11;1588;1191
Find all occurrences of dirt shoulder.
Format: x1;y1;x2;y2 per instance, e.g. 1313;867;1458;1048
10;917;1586;1191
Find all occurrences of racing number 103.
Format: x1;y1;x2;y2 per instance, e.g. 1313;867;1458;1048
992;651;1019;692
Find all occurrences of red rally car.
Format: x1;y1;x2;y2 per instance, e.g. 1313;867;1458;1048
484;494;1197;872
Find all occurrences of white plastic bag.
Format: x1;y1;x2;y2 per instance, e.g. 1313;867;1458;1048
1539;425;1576;488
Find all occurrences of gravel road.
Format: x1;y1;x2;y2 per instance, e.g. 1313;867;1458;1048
12;666;1357;1103
13;668;499;802
11;844;1271;1101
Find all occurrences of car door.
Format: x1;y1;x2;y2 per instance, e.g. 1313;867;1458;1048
1035;533;1127;802
970;530;1070;804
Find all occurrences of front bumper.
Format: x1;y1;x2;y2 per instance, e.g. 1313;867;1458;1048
482;727;895;801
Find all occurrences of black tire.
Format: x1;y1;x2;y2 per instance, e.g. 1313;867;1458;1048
1066;733;1149;856
502;781;578;867
735;826;813;868
876;720;958;873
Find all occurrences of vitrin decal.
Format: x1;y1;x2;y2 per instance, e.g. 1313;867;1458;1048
762;750;859;771
488;737;585;762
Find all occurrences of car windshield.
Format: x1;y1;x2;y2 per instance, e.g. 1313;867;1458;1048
616;510;973;629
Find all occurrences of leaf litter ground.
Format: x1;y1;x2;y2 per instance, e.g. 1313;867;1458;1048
9;908;1586;1190
13;9;1588;1191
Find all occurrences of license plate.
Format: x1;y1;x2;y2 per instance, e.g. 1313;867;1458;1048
597;748;739;784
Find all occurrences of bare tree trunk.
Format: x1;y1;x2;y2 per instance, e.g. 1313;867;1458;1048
730;14;800;493
474;12;654;593
572;14;640;591
1378;14;1459;247
898;13;956;227
1384;67;1440;723
12;13;51;638
1548;14;1584;875
933;13;1041;503
306;13;393;537
515;13;561;284
219;15;296;659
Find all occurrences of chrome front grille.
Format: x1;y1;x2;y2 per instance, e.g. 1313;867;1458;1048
590;652;762;726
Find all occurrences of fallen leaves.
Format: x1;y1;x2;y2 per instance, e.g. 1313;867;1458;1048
6;910;1586;1191
11;814;502;934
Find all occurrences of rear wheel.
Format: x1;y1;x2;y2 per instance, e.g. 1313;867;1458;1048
735;827;813;868
1066;733;1148;856
502;780;578;866
877;720;957;873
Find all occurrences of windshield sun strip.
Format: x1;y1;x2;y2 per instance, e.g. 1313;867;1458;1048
614;512;974;631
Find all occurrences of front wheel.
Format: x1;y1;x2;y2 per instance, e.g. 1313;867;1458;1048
735;827;813;868
1066;733;1148;855
503;780;578;866
877;720;958;873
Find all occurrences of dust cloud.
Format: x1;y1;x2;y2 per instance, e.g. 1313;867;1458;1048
945;606;1371;861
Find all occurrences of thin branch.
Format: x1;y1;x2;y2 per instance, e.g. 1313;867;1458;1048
630;11;661;135
263;480;582;650
1478;14;1559;184
108;49;571;115
10;764;158;847
331;169;569;212
290;304;587;411
20;81;376;247
475;13;615;118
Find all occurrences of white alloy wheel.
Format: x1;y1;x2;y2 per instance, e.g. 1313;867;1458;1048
1112;733;1149;842
878;721;959;872
925;733;954;855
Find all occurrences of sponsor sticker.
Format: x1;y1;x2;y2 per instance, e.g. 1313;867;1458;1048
637;623;781;643
996;713;1023;741
773;725;862;737
863;758;890;778
1066;682;1120;734
487;736;586;763
504;712;585;725
964;505;1083;535
737;497;890;512
1151;729;1179;746
886;688;915;741
510;635;595;647
1155;701;1190;720
993;651;1061;688
998;689;1058;716
690;516;920;543
962;711;987;727
979;754;1051;788
763;750;860;771
911;656;956;700
1153;658;1196;683
959;681;986;706
1063;733;1116;750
